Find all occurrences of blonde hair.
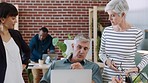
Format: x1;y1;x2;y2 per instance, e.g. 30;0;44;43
105;0;129;15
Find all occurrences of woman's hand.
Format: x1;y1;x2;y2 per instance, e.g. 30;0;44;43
22;64;26;70
106;59;118;71
125;67;139;76
112;76;123;83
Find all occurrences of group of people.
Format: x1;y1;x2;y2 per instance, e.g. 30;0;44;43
0;0;147;83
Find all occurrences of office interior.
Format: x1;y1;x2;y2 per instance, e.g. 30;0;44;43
1;0;148;82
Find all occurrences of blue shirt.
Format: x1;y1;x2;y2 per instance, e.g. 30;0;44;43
29;34;55;62
40;58;103;83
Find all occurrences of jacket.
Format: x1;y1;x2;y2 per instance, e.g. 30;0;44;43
0;29;30;83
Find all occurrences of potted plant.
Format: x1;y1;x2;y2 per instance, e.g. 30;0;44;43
52;38;67;57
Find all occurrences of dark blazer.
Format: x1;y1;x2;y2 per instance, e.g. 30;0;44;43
0;29;30;83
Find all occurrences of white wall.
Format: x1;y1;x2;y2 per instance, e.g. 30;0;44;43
126;0;148;38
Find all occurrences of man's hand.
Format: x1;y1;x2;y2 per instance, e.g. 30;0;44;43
70;62;84;69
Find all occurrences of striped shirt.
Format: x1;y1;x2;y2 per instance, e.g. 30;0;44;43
99;26;146;82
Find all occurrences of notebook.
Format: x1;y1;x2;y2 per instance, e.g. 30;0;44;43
51;69;92;83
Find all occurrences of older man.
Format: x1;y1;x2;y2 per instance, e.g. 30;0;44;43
40;34;102;83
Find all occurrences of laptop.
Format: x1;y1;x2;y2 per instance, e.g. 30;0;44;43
51;69;92;83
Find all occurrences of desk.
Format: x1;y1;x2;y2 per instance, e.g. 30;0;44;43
28;63;52;69
137;50;148;55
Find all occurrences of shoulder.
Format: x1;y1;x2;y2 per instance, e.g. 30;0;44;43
103;26;113;33
129;27;142;32
46;34;53;39
9;29;20;34
129;27;143;35
9;29;22;38
51;59;66;67
31;34;39;40
85;60;99;67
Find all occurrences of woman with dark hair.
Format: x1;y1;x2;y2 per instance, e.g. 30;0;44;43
0;2;30;83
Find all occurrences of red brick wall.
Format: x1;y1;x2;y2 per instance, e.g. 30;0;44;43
1;0;110;82
2;0;110;53
1;0;110;42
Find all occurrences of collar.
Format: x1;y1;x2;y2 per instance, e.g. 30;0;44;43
63;54;86;65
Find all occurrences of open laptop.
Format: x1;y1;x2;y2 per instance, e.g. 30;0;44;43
51;69;92;83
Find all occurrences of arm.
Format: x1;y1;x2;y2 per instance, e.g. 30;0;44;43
99;29;108;63
126;55;148;74
17;31;30;66
125;30;146;74
92;64;103;83
99;29;118;71
29;35;42;61
48;35;55;53
136;31;148;71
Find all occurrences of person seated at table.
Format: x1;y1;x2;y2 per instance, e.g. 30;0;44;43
40;34;103;83
29;27;55;83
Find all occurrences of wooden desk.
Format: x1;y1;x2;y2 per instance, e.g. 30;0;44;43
28;63;52;69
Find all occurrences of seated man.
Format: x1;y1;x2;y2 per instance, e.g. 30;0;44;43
29;27;55;83
40;34;102;83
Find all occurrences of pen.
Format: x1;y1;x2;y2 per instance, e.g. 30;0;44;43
118;75;120;80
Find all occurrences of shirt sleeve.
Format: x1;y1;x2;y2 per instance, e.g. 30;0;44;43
137;55;148;72
135;29;148;71
48;35;55;53
29;35;42;61
92;63;103;83
17;30;30;65
99;28;108;63
136;29;143;48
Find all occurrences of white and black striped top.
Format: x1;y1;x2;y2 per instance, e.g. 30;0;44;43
99;26;147;82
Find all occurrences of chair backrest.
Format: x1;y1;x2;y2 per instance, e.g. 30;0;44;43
64;40;92;61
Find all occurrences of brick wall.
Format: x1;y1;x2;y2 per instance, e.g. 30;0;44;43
1;0;110;82
1;0;110;42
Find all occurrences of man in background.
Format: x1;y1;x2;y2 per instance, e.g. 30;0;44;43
29;27;55;83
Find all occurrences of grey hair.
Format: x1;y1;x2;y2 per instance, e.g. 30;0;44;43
105;0;129;15
74;34;90;44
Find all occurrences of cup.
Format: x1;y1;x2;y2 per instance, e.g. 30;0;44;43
38;59;44;66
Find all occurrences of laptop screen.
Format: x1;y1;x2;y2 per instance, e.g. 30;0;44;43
51;69;92;83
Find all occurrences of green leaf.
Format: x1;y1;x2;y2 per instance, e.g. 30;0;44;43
58;42;67;52
52;38;59;46
132;75;141;82
68;34;73;40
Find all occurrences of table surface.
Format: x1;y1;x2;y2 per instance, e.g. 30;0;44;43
28;63;52;69
137;50;148;55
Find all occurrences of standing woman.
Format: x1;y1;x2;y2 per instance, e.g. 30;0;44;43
99;0;148;82
0;2;30;83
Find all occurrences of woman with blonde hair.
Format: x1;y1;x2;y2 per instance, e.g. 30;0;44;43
99;0;148;82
